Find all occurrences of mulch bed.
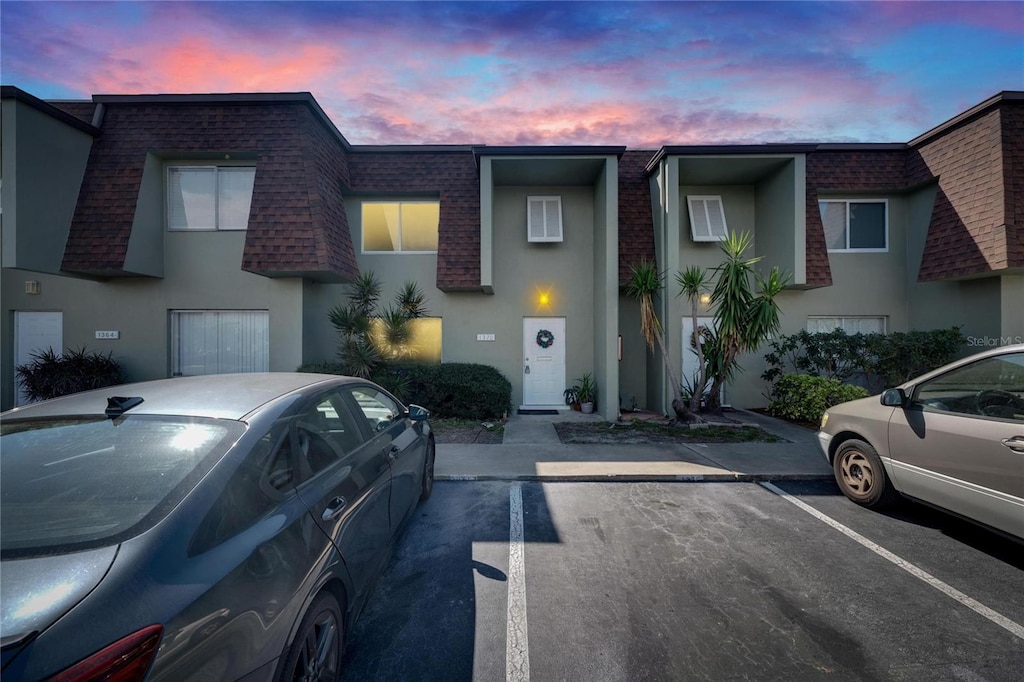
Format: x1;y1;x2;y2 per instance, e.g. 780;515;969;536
553;420;779;444
432;424;504;444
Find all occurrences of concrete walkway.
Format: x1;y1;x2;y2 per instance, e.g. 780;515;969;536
435;408;833;482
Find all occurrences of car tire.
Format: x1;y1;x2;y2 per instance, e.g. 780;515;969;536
833;438;900;509
420;437;435;501
278;592;343;682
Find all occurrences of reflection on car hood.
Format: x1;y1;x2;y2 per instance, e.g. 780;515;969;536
1;545;118;664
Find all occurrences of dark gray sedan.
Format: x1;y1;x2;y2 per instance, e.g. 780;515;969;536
0;373;435;681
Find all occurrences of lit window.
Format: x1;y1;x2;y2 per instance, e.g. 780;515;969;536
819;200;887;251
362;202;439;253
167;167;255;231
370;317;442;363
527;196;563;242
807;316;887;335
171;310;269;376
686;196;728;242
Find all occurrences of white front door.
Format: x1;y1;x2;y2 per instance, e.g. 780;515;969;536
682;316;725;406
523;317;566;407
14;311;63;406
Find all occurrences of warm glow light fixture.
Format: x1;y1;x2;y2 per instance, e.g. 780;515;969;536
534;286;554;311
699;293;712;306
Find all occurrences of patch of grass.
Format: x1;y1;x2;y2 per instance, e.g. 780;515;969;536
554;420;780;444
431;418;504;444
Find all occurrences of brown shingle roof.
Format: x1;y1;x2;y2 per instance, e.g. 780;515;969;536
62;95;358;281
347;149;481;291
617;150;657;284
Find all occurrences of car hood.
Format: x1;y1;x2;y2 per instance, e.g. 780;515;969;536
1;546;118;666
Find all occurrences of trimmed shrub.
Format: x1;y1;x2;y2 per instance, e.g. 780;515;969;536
16;347;127;402
298;361;512;420
767;373;869;425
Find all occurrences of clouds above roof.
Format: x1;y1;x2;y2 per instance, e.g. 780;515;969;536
2;1;1021;145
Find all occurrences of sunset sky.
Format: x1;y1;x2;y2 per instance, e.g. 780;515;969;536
2;1;1021;147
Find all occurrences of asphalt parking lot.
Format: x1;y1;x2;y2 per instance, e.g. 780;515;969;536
341;481;1024;681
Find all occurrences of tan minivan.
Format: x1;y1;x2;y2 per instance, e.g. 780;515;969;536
818;344;1024;540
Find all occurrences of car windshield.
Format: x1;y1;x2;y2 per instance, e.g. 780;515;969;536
1;415;244;557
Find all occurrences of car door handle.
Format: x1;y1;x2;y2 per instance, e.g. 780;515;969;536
321;496;347;522
388;445;400;460
1000;436;1024;453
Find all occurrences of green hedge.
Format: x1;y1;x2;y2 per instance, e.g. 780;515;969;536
767;373;869;425
298;361;512;420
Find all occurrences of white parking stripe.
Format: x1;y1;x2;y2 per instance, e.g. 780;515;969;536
761;482;1024;641
507;483;530;681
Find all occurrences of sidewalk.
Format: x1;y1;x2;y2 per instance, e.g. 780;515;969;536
435;408;833;483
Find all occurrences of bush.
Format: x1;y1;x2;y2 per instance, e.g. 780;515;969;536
767;373;869;425
16;347;127;402
298;361;512;420
763;327;964;395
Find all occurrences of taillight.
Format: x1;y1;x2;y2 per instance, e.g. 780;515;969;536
46;625;163;682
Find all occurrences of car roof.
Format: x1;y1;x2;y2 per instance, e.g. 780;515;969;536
1;373;359;421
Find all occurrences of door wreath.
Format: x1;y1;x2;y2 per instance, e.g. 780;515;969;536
536;329;555;348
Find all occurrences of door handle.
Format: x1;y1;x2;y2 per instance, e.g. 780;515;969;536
388;445;400;460
1000;436;1024;453
321;496;347;522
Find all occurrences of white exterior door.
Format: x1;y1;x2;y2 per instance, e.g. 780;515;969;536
14;311;63;406
523;317;566;407
682;316;725;406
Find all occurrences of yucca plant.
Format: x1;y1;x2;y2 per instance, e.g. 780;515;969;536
706;231;790;410
625;260;693;422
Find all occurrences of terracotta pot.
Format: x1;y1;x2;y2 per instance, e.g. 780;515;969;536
572;402;581;411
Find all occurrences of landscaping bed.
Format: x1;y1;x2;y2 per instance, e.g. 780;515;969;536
553;420;780;445
431;419;504;444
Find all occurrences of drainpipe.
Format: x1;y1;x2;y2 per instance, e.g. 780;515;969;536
91;102;105;129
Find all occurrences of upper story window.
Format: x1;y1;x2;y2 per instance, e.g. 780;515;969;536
819;199;887;252
527;196;563;242
167;166;255;231
362;201;439;253
686;196;728;242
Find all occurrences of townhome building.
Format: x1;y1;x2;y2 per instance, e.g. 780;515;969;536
2;86;1021;416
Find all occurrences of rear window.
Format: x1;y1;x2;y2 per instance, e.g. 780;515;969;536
1;416;244;557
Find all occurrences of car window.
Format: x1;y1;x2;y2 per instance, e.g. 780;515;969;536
294;393;366;477
914;352;1024;421
1;416;244;557
348;386;402;433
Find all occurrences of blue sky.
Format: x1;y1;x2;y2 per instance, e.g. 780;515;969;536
1;1;1021;146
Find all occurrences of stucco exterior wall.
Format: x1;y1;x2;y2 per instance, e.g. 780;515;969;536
1;99;92;274
1;231;304;410
329;187;598;409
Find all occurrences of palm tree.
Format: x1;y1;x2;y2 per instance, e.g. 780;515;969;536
675;265;711;413
625;260;694;422
705;232;790;410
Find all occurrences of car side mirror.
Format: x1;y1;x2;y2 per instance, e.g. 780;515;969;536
880;388;907;408
407;404;430;421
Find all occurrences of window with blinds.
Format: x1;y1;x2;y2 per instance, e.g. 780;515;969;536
686;196;728;242
527;196;563;242
807;316;887;335
167;166;255;231
171;310;269;376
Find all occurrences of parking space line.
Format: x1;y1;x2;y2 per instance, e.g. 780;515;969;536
761;482;1024;641
507;483;530;681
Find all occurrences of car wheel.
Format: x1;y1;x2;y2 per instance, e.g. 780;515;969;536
279;592;343;682
420;437;435;501
833;439;900;509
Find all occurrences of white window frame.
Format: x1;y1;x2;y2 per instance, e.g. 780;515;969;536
686;196;729;242
807;316;888;335
166;165;255;232
819;199;888;253
360;200;440;254
170;309;269;377
527;196;563;243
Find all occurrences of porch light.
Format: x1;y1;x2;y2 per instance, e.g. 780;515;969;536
25;280;40;295
699;293;711;306
539;292;550;306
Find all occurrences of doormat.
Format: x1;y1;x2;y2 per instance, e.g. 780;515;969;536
518;409;559;415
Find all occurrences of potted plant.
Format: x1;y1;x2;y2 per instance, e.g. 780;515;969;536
563;386;581;411
575;372;596;414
